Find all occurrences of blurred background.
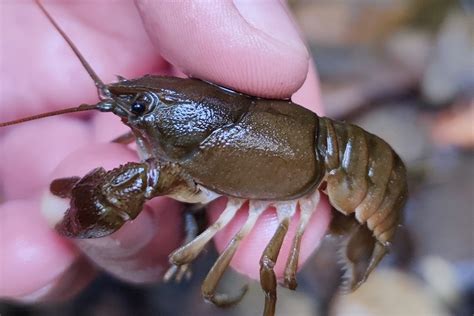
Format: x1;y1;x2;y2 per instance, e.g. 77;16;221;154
2;0;473;315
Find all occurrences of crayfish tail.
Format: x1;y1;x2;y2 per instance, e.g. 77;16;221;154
337;222;388;292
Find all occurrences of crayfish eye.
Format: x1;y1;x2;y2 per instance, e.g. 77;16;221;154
130;92;158;116
130;101;147;115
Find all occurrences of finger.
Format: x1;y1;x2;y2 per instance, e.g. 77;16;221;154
136;0;310;99
0;199;95;303
0;117;91;200
292;63;324;115
42;143;183;283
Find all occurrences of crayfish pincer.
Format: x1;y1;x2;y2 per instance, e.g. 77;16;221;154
0;2;408;316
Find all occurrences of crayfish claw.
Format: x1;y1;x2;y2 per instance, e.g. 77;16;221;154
50;176;81;198
52;162;153;239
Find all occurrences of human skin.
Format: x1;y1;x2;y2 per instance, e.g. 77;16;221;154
0;0;331;302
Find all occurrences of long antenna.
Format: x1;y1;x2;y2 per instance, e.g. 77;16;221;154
0;1;116;128
0;1;134;128
0;104;97;127
35;0;110;98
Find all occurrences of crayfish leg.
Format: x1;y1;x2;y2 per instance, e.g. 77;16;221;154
169;198;245;266
283;191;320;290
259;200;298;316
201;200;267;307
260;218;290;316
163;210;199;283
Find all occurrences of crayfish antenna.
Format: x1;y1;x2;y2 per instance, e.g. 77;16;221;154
0;104;98;127
35;0;111;99
0;1;119;128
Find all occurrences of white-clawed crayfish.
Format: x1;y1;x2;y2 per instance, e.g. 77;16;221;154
0;2;407;315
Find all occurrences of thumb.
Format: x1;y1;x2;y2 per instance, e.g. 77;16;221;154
135;0;309;99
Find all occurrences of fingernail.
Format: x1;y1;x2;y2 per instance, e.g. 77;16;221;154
41;190;70;227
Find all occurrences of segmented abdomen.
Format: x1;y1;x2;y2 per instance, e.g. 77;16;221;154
316;117;408;244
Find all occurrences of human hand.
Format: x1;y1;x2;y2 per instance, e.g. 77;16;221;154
0;0;330;302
